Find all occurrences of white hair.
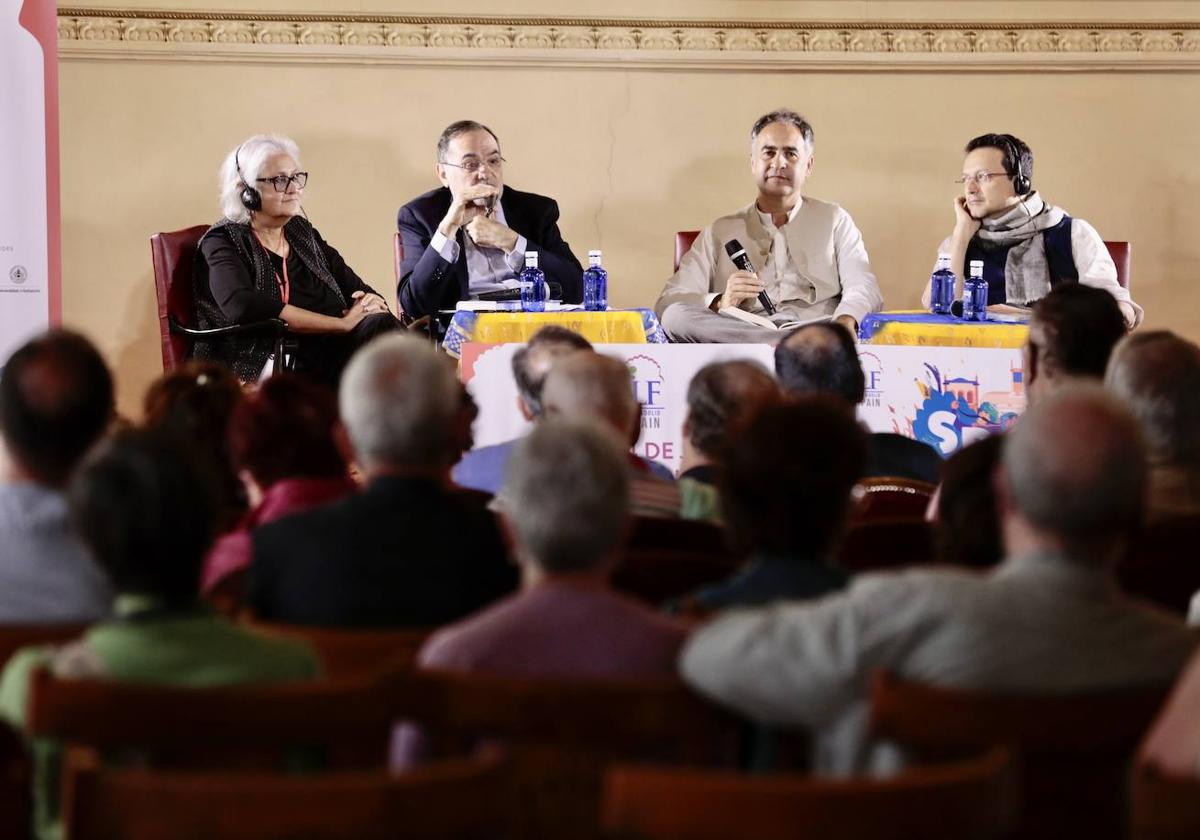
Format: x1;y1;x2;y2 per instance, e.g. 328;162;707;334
504;419;630;573
218;134;301;223
338;334;461;472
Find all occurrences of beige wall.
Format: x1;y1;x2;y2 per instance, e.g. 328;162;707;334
56;2;1200;416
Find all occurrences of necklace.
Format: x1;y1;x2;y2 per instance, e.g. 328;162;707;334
251;224;286;254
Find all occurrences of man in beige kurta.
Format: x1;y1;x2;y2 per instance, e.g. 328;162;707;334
655;109;883;343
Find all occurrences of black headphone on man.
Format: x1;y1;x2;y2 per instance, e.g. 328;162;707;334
234;144;262;212
999;134;1032;195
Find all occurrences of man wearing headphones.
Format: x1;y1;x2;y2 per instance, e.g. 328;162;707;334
928;133;1141;328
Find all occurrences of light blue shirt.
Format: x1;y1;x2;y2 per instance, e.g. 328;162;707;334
0;482;112;623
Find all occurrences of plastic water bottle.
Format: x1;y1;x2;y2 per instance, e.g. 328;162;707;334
519;252;547;313
962;260;988;322
583;250;608;312
929;254;955;316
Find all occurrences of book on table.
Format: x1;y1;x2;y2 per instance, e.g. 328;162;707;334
720;306;831;331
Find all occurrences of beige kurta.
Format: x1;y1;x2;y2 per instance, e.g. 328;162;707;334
655;196;883;328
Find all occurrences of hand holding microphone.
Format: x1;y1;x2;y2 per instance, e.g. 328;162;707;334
723;240;777;315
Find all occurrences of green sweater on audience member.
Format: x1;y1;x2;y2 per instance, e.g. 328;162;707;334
0;594;320;840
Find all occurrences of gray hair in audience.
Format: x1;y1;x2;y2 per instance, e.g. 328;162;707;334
751;109;815;153
218;134;301;224
504;419;630;573
1003;385;1146;549
686;360;778;455
339;334;461;471
511;326;593;417
541;353;638;438
1105;330;1200;466
436;120;501;163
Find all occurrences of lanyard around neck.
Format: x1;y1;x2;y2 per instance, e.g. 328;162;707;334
252;228;290;304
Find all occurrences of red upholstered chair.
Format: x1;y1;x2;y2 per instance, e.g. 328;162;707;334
1116;514;1200;615
393;231;404;288
674;231;700;272
393;231;438;339
611;517;743;606
150;225;287;375
837;518;936;574
852;477;936;522
602;746;1016;840
1105;240;1131;290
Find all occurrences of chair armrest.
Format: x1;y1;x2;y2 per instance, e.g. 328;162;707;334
169;317;288;339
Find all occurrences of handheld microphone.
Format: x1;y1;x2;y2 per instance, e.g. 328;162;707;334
724;239;776;315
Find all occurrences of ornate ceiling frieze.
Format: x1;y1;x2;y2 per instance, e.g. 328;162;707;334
56;8;1200;69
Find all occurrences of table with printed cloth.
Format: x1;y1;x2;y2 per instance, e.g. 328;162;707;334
442;308;667;358
858;310;1029;348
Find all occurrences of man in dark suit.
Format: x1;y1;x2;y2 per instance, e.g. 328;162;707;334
774;323;942;484
397;120;583;318
247;334;518;627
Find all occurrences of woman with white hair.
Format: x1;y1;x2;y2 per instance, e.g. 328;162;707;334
193;134;398;384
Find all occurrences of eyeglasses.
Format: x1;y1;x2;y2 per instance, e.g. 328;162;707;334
255;172;309;192
955;171;1010;186
441;156;506;174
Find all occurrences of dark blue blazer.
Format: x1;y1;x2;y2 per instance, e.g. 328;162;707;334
396;186;583;317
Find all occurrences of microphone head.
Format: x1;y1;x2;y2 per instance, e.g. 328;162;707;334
724;239;744;259
950;299;964;318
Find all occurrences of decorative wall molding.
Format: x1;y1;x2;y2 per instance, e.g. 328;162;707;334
57;8;1200;70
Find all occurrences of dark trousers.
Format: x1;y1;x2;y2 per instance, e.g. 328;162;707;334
292;312;401;388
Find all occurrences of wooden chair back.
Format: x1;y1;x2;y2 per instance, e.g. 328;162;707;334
26;667;394;769
249;621;432;679
1116;514;1200;615
602;745;1016;840
836;518;935;573
870;671;1170;840
391;669;742;840
612;517;742;605
66;747;510;840
0;623;89;838
1130;763;1200;840
674;231;700;272
852;477;936;521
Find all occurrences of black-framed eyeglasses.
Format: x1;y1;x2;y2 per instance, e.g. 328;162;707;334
256;172;309;192
440;156;506;174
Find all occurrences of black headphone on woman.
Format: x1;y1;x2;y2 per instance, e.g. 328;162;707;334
234;144;262;212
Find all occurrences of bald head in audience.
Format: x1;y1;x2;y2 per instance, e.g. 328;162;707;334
541;352;640;447
1105;330;1200;521
1001;385;1145;561
1024;283;1127;406
774;322;864;404
0;330;113;488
